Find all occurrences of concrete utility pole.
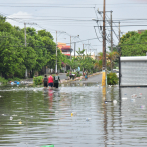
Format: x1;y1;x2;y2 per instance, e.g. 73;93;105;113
70;36;72;70
119;22;121;43
24;23;27;78
70;35;79;58
70;36;71;61
110;11;113;52
102;0;106;86
55;31;57;73
55;31;66;73
24;22;37;78
74;42;76;58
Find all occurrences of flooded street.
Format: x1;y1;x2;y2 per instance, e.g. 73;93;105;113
0;84;147;147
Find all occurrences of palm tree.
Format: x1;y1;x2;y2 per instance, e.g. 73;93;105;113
107;51;119;72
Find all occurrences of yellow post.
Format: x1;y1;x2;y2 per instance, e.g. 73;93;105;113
102;70;106;86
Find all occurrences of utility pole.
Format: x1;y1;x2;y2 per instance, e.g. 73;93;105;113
24;22;37;78
102;0;106;86
55;31;66;73
70;36;71;61
70;35;79;58
70;36;71;70
55;31;57;73
119;22;121;43
111;11;113;52
83;44;84;50
88;40;89;55
24;23;27;78
74;42;76;58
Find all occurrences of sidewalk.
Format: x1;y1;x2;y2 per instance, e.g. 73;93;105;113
60;72;102;84
20;72;102;85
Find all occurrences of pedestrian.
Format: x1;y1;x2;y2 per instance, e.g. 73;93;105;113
85;71;88;80
53;73;60;88
69;71;72;79
86;71;88;79
48;74;54;89
43;75;48;88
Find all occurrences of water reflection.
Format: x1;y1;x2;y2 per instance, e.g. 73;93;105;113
0;85;147;146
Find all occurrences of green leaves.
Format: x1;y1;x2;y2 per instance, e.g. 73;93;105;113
120;31;147;56
107;72;118;85
0;15;57;78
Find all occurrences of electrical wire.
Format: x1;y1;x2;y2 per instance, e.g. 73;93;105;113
94;27;102;42
0;5;95;8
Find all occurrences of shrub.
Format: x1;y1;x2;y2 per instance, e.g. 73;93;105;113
0;77;8;85
76;72;82;77
60;69;64;73
33;76;43;85
107;72;118;85
8;77;21;82
66;72;69;76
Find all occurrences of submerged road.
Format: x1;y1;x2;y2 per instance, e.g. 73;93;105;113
72;74;102;84
58;73;102;84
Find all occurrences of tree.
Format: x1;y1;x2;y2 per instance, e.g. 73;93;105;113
107;51;119;71
119;31;147;56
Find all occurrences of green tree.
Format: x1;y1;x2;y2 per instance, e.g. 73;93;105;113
119;31;147;56
107;51;119;71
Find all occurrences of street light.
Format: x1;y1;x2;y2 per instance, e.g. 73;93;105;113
92;0;106;86
55;31;66;73
24;22;37;78
92;18;98;21
70;35;79;58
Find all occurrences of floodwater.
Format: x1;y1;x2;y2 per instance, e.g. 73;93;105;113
0;84;147;147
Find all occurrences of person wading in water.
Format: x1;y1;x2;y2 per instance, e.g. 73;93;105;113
43;75;48;88
48;74;54;89
53;73;60;88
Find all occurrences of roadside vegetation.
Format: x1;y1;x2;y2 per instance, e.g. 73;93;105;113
0;15;67;79
117;31;147;56
0;14;120;85
107;72;118;85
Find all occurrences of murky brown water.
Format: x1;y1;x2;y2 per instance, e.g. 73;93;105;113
0;84;147;147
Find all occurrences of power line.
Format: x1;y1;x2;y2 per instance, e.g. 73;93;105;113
94;26;102;42
0;5;95;8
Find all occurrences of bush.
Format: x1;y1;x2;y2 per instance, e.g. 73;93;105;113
33;76;43;85
66;72;69;76
107;72;118;85
60;69;64;73
8;77;21;82
76;72;82;77
0;77;8;85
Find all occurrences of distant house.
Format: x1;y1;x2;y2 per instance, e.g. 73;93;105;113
57;42;73;56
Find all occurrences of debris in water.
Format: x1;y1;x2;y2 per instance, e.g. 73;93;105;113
10;116;13;120
122;97;128;100
18;121;22;124
86;118;91;121
140;105;145;109
131;99;135;102
113;100;117;104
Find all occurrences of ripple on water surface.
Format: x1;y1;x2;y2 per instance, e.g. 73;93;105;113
0;85;147;146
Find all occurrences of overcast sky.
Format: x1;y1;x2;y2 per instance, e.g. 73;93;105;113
1;0;147;55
